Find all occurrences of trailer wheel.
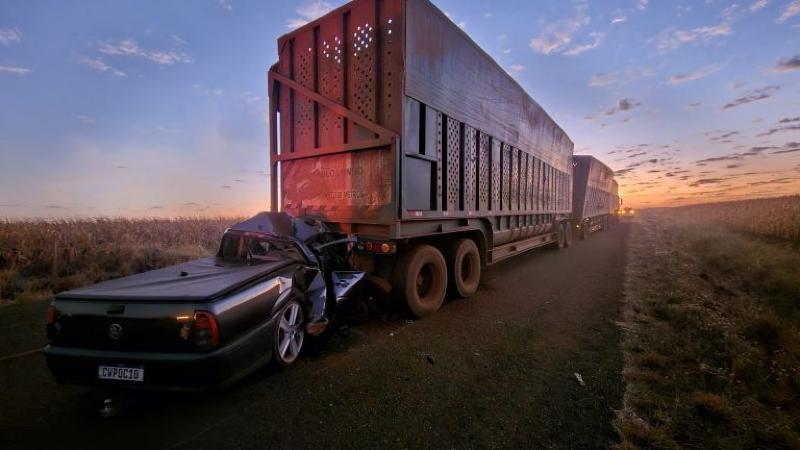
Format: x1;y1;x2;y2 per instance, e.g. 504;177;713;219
394;245;447;317
579;221;590;240
446;238;481;298
563;222;573;248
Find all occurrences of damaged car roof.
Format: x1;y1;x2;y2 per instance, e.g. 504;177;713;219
229;212;327;242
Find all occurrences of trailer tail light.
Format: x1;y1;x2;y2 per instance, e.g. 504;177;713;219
355;239;396;254
193;311;219;349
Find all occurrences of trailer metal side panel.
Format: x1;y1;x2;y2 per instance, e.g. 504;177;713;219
271;0;576;245
404;0;572;174
572;155;618;222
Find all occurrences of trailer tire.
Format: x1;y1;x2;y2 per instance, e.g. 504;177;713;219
580;221;590;240
394;245;447;317
563;222;573;248
446;238;481;298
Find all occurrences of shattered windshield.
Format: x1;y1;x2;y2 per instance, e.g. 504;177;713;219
218;232;305;264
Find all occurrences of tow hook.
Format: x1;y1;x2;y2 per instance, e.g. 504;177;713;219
99;396;129;418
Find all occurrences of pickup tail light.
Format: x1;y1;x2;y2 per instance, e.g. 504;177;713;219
45;305;56;325
193;311;219;349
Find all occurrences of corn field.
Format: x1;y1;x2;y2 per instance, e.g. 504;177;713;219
670;195;800;249
0;217;241;302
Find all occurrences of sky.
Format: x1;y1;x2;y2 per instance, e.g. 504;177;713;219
0;0;799;218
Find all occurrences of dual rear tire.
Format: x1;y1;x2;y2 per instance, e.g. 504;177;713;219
393;239;481;318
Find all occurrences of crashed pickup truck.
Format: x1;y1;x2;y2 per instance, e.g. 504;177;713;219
44;212;364;390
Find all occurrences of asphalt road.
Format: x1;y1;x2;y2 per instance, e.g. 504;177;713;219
0;222;629;450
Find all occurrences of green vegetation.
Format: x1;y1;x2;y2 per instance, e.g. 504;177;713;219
0;217;238;303
616;209;800;449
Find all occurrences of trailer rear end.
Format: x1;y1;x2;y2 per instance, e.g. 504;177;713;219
571;155;620;240
269;0;575;316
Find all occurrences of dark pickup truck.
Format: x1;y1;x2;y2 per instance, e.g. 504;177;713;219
44;212;364;390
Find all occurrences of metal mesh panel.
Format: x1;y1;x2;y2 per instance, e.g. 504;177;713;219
445;117;461;211
294;33;315;151
511;148;518;211
491;138;500;211
378;2;402;131
318;24;344;148
348;5;377;141
463;125;477;211
478;132;489;211
435;112;443;211
501;144;511;210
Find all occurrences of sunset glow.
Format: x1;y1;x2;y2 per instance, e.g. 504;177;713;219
1;0;799;217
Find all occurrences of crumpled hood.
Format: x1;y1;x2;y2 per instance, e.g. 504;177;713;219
55;257;293;302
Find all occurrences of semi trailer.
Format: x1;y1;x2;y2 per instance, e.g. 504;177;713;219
571;155;621;240
267;0;615;317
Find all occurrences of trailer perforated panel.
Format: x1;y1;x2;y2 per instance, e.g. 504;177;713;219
501;143;511;210
444;116;461;211
293;32;315;151
318;21;345;148
348;3;377;142
491;138;500;211
463;125;477;211
478;132;489;211
511;148;519;211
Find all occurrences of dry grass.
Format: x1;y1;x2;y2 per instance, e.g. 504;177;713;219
615;209;800;449
668;195;800;249
0;217;240;303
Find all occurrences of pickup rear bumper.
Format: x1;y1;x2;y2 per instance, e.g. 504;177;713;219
44;314;277;391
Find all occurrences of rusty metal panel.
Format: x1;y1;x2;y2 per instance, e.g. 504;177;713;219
435;110;443;210
405;0;573;174
463;125;477;212
444;116;461;211
281;150;393;221
478;132;489;211
278;40;293;153
378;0;403;133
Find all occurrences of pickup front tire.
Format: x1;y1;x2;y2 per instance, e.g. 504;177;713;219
394;245;447;317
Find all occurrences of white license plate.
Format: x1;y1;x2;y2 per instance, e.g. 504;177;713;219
97;365;144;382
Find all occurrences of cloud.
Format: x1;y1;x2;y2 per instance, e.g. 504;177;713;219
750;0;770;12
611;13;627;24
780;117;800;123
778;0;800;23
606;98;641;115
748;177;795;186
217;0;232;11
76;115;95;124
98;39;192;65
0;65;31;75
758;124;800;136
529;3;591;55
706;130;740;142
589;73;617;88
507;64;525;74
79;57;126;76
287;1;339;29
637;0;650;11
669;64;721;84
221;185;233;189
563;32;605;56
687;101;703;108
768;55;800;73
689;178;724;187
0;28;22;45
770;142;800;154
722;85;780;110
656;22;732;50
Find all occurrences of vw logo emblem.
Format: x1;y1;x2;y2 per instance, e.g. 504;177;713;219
108;323;123;340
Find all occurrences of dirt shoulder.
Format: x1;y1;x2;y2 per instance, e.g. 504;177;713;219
616;212;800;449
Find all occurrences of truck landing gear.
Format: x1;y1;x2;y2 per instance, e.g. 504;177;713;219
394;245;447;317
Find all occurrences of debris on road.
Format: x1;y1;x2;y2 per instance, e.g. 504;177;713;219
574;372;586;386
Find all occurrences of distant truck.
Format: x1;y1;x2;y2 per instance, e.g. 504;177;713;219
267;0;619;317
571;155;621;239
